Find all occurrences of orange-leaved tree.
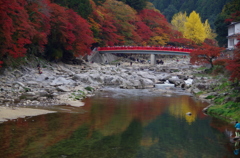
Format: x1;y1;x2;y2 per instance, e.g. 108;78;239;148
103;0;137;45
226;35;240;82
190;39;224;69
138;9;172;46
89;2;124;46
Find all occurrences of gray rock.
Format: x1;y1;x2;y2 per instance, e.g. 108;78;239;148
191;88;201;94
57;86;71;92
13;82;25;87
23;92;36;96
51;77;75;86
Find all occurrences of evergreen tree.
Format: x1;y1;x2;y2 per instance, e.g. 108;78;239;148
179;0;197;15
163;5;178;21
214;0;240;47
93;0;106;5
184;11;206;44
119;0;148;11
150;0;232;27
52;0;93;19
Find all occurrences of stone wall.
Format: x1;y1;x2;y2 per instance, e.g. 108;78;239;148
87;50;118;64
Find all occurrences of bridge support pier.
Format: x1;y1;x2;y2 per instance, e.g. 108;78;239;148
150;54;156;65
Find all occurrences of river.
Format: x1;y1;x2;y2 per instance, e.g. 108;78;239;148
0;87;239;158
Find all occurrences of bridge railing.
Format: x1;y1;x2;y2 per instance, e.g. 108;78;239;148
97;46;193;52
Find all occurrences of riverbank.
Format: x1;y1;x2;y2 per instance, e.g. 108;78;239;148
0;55;192;123
0;106;56;122
190;67;240;123
0;54;238;124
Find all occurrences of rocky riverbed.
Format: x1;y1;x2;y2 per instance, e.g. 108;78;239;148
0;56;220;123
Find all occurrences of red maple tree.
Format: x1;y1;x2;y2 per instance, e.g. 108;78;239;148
169;30;195;47
25;0;51;53
66;9;94;56
48;3;94;58
226;35;240;81
225;11;240;23
190;39;224;68
0;0;34;60
134;20;153;44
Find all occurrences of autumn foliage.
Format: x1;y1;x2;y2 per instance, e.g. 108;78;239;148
226;35;240;81
0;0;196;63
47;3;94;58
190;39;224;68
0;0;228;75
0;0;33;59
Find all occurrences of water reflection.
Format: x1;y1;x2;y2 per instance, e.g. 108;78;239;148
168;95;206;124
0;88;238;158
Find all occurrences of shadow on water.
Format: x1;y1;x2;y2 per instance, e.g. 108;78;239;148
0;87;239;158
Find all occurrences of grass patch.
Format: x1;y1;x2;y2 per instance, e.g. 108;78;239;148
195;91;204;96
69;90;86;100
195;66;208;71
213;79;230;91
214;96;225;104
207;103;240;121
110;60;121;63
205;95;215;99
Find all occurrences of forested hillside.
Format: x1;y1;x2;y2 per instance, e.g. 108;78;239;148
149;0;233;27
0;0;239;70
0;0;192;67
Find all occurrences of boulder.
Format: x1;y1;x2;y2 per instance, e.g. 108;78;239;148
51;77;75;86
57;86;71;92
168;78;185;87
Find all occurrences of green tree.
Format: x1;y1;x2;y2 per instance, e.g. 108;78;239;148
214;14;228;47
179;0;197;15
125;0;147;11
163;5;178;21
184;11;206;44
52;0;93;19
93;0;106;6
214;0;240;47
150;0;232;26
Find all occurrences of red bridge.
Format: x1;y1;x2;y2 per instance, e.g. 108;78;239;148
97;46;193;56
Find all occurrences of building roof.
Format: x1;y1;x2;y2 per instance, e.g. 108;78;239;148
228;21;240;27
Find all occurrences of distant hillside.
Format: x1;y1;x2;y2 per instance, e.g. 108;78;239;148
149;0;233;27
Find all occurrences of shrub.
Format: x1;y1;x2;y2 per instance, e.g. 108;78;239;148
85;86;94;92
205;95;215;99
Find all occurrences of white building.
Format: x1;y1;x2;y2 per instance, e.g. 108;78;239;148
227;21;240;50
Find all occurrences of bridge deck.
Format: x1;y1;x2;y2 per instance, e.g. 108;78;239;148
97;46;192;55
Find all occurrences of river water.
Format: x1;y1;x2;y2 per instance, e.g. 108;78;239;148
0;87;239;158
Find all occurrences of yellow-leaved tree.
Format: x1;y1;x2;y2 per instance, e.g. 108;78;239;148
171;12;187;34
184;11;206;44
149;35;168;46
203;19;217;40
